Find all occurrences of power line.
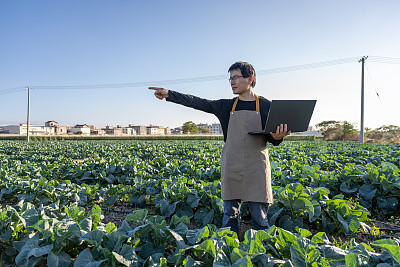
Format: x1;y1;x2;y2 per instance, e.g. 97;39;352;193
368;56;400;65
2;56;398;95
0;86;26;95
364;62;381;100
27;56;361;91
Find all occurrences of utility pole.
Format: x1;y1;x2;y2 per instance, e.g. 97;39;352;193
359;56;368;143
26;87;32;142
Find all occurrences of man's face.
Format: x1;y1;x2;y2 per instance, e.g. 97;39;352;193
229;69;252;95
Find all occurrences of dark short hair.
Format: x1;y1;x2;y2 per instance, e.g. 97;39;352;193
228;61;256;88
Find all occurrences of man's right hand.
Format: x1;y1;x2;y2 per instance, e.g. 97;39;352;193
148;87;169;100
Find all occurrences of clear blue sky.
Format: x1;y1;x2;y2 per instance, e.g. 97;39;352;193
1;0;399;129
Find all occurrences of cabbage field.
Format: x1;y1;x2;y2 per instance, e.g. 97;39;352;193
1;140;400;266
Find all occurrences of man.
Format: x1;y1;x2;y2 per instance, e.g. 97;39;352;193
149;61;290;236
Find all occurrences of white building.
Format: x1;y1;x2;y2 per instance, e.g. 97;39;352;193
67;125;91;135
172;127;182;135
122;127;137;135
3;124;55;135
147;125;165;135
196;123;223;135
291;130;323;137
164;127;171;135
210;123;223;135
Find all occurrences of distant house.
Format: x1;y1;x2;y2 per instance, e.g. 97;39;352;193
91;129;105;135
147;125;165;135
67;124;91;135
45;121;70;135
128;125;147;135
102;126;123;135
147;126;159;135
171;127;183;135
45;121;58;127
122;127;136;135
196;123;222;135
209;123;223;135
4;124;55;135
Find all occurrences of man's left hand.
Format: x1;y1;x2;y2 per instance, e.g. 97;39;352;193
270;124;291;140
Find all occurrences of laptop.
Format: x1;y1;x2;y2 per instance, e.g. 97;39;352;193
248;100;317;135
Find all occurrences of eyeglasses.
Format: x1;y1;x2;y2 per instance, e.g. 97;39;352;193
228;75;243;82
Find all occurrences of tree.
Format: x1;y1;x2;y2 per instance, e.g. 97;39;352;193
182;121;198;134
315;120;341;140
341;121;358;141
199;127;210;134
370;125;400;143
316;120;358;141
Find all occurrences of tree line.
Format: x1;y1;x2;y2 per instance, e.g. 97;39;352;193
181;120;400;143
316;120;400;143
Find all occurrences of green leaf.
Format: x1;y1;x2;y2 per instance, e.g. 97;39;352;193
268;207;284;226
311;232;330;244
138;242;154;259
0;229;13;242
296;227;312;238
145;254;167;267
319;245;346;262
348;216;361;234
105;222;117;234
213;250;231;266
339;182;358;193
359;184;377;201
248;238;266;255
382;162;399;173
377;197;398;214
321;214;337;234
168;229;188;250
15;235;52;266
88;205;101;230
232;255;253;267
186;226;209;245
20;207;39;229
160;199;178;217
171;215;190;225
173;222;188;237
290;238;320;267
47;251;72;267
194;208;214;227
183;256;202;266
176;206;194;218
78;217;93;233
73;248;108;267
345;253;358;266
112;244;139;267
294;197;314;222
187;193;201;208
125;209;148;223
230;248;248;264
27;244;53;258
371;239;400;264
337;213;349;234
194;239;216;258
81;230;104;247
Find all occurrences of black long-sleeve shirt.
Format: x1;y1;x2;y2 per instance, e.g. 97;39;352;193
166;90;283;146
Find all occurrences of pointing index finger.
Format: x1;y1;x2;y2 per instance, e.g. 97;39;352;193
148;87;161;90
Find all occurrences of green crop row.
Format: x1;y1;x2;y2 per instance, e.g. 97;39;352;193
1;200;400;266
1;140;400;266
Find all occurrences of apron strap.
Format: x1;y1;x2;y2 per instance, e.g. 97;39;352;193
255;94;259;111
231;97;239;112
231;94;260;112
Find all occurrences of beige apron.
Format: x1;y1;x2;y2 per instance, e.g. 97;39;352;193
221;95;273;203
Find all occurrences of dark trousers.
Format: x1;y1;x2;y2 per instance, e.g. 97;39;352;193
222;199;271;237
